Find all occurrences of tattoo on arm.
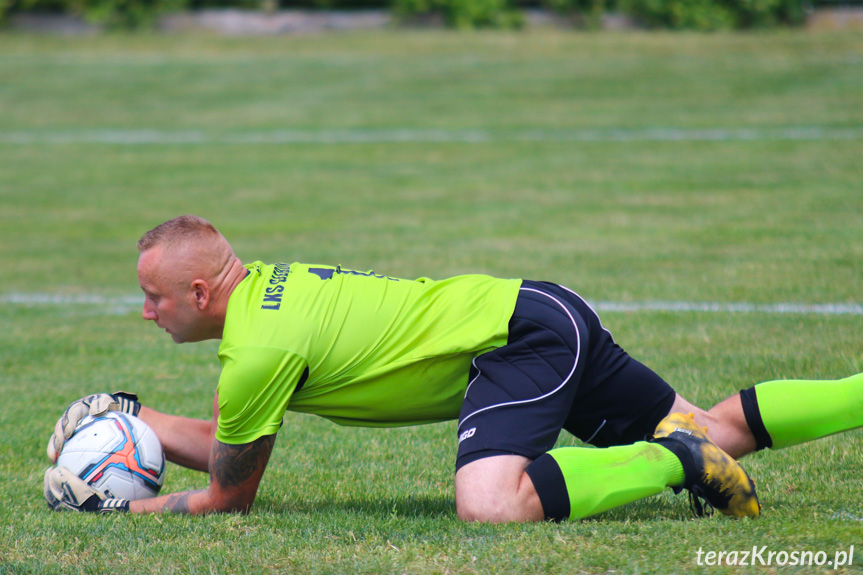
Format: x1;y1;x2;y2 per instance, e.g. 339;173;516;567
210;435;276;488
162;489;207;513
152;436;275;514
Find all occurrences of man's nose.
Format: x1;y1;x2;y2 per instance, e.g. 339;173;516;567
142;301;157;321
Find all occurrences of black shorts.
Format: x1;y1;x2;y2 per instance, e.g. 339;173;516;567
455;281;676;470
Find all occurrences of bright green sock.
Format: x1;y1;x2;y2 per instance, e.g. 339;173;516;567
752;373;863;449
525;442;685;521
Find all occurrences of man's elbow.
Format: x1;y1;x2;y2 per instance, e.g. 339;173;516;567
228;499;255;514
209;488;257;514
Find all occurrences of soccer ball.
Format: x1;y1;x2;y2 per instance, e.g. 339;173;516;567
56;412;166;500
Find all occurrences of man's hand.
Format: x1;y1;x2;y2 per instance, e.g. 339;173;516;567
43;466;130;513
47;392;141;462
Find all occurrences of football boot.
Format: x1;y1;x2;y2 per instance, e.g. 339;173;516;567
652;412;761;518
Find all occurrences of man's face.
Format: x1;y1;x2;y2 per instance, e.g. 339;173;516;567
137;246;204;344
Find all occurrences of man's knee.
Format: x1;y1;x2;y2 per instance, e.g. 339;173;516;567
454;455;544;523
456;491;514;523
456;483;539;523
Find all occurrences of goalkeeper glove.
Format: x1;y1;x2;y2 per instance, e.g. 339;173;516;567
43;466;130;513
47;392;141;463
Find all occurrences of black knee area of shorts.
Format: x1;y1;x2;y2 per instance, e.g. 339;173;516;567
563;360;676;448
525;454;570;522
740;387;772;450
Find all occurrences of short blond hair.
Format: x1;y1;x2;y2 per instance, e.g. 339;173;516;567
137;215;221;253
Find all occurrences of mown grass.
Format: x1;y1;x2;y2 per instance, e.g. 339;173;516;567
1;30;861;574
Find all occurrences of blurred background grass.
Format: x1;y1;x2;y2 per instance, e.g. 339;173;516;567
1;30;862;573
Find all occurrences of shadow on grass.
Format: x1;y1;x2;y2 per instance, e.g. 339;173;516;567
254;491;717;524
257;493;457;520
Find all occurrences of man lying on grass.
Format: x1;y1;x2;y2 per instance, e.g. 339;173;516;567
45;215;862;521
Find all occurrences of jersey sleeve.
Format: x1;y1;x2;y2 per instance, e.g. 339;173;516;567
216;346;308;445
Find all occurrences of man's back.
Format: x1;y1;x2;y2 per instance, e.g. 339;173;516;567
216;263;520;444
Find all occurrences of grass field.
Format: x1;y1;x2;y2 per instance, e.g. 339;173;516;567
1;29;862;573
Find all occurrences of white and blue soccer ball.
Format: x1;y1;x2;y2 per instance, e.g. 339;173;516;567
57;412;166;500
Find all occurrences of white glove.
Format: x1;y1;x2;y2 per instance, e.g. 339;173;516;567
43;466;130;513
47;392;141;462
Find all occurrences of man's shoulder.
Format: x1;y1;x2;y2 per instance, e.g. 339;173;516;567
226;261;300;317
221;262;319;356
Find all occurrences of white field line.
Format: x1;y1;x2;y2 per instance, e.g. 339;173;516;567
1;293;143;306
2;293;861;316
591;301;863;315
1;127;863;145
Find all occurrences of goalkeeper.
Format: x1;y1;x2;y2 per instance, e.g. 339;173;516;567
44;215;863;521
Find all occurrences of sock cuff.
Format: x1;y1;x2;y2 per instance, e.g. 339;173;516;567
740;387;773;450
525;454;570;522
645;441;687;488
650;438;691;491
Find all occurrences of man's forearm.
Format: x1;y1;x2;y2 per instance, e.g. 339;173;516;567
129;489;211;514
124;434;275;515
137;406;213;472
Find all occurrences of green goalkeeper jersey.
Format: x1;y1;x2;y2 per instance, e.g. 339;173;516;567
216;262;521;445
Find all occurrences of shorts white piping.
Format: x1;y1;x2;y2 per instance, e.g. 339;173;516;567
457;287;581;431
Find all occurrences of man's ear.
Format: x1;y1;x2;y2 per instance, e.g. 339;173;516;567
191;279;210;310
